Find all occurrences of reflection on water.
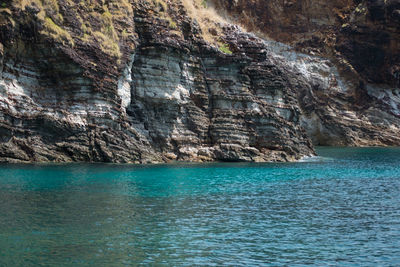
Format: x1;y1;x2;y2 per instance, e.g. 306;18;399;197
0;147;400;265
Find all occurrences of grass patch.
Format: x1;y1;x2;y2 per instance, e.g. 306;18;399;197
42;17;74;46
12;0;133;56
218;42;232;54
12;0;75;46
167;18;177;29
93;31;121;58
121;29;129;39
181;0;230;44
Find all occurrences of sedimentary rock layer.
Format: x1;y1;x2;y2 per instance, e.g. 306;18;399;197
0;0;398;163
213;0;400;146
0;0;314;162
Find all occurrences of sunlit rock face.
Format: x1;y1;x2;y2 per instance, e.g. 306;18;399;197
0;43;157;163
213;0;400;146
258;38;400;146
0;0;399;163
0;1;314;163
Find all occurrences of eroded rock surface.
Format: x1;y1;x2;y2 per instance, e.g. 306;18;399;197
0;0;398;163
0;0;314;162
213;0;400;146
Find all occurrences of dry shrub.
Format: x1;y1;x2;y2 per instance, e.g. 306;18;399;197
180;0;230;44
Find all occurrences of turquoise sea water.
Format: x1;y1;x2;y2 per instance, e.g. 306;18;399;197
0;147;400;266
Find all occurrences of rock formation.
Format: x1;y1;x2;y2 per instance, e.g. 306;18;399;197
213;0;400;146
0;0;398;163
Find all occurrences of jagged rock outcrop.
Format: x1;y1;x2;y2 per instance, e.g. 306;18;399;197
213;0;400;146
0;0;314;163
212;0;400;86
0;0;398;163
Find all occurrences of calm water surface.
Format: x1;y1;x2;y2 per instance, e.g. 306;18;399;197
0;147;400;266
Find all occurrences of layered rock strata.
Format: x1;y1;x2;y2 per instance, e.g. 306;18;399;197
0;0;314;163
212;0;400;87
213;0;400;146
0;0;399;163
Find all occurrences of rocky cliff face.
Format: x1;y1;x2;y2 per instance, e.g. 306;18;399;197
213;0;400;146
213;0;400;86
0;0;398;163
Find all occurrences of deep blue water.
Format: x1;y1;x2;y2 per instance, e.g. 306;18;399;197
0;147;400;266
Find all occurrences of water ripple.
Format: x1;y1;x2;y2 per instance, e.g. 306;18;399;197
0;147;399;265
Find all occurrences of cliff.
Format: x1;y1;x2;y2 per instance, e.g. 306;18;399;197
0;0;398;163
213;0;400;145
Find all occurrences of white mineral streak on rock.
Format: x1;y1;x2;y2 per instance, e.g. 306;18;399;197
253;35;400;146
262;38;350;93
367;85;400;117
133;53;192;103
0;59;126;130
118;53;135;110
